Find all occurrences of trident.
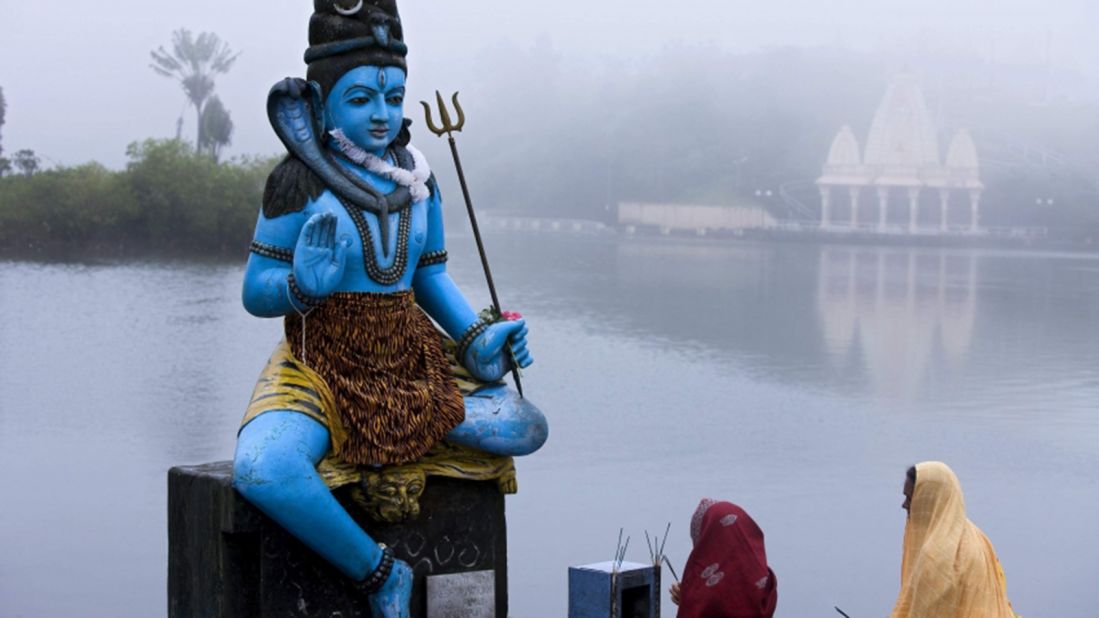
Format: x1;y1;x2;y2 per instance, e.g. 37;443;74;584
422;91;524;397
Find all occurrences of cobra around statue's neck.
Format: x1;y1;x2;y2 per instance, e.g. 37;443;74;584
323;65;407;158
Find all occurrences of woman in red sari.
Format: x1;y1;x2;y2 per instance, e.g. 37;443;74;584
670;499;778;618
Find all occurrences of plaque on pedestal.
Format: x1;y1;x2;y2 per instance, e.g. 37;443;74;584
426;570;495;618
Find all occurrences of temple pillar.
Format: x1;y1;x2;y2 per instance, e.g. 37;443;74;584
820;186;832;228
969;189;982;232
907;187;921;234
877;187;890;232
848;187;861;228
939;189;950;233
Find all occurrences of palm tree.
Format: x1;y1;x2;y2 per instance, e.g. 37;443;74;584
150;29;240;155
200;96;234;163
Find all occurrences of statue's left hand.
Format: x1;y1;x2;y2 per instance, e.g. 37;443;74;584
464;318;532;383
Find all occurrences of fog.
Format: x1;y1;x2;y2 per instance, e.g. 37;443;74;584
2;2;1099;616
1;0;1098;170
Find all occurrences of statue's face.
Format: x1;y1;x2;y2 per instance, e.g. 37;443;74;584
324;65;406;156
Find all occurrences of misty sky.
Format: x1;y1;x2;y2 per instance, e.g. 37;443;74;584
1;0;1096;168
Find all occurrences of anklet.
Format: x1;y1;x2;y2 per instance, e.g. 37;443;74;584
357;544;395;594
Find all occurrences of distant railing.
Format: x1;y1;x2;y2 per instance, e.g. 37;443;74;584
480;213;1050;241
778;181;817;219
481;215;611;234
779;220;1048;239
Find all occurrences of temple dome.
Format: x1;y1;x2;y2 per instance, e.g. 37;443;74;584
826;126;862;167
945;130;979;171
818;125;866;186
863;74;941;169
945;129;983;189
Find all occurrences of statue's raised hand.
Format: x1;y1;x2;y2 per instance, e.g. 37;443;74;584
292;212;350;299
464;318;533;383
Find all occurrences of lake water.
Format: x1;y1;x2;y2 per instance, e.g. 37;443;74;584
1;232;1096;617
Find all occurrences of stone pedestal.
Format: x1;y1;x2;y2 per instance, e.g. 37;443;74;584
168;461;508;618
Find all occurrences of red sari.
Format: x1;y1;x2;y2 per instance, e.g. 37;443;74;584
678;499;778;618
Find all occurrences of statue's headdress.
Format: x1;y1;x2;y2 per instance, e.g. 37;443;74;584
305;0;408;96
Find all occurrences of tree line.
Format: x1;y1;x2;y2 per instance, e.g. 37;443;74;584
0;139;275;255
0;29;258;256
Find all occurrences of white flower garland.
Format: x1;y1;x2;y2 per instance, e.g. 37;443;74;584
328;128;431;203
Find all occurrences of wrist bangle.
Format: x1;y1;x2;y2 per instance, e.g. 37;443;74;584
287;273;323;308
456;318;490;363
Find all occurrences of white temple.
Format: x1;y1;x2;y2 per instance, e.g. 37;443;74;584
817;74;983;233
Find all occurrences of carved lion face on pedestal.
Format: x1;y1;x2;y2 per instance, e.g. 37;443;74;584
353;467;427;523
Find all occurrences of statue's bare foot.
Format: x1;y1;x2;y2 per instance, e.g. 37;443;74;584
369;558;412;618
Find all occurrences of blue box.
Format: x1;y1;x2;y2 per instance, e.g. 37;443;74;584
568;561;660;618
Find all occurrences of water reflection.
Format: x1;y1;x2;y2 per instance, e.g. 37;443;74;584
817;247;976;398
605;239;823;375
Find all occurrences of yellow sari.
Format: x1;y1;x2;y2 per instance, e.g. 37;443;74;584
890;462;1020;618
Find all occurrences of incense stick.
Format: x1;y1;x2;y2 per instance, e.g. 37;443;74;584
613;528;624;574
662;555;680;582
659;521;671;560
617;536;631;572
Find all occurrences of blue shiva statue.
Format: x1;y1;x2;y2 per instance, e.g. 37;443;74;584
231;1;547;615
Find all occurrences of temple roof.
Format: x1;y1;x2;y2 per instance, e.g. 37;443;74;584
863;73;941;169
818;74;981;191
826;126;862;167
943;129;983;188
818;126;867;186
945;129;979;170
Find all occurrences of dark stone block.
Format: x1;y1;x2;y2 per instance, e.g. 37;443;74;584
168;461;507;618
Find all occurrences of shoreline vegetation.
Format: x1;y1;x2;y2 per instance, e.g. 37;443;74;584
0;139;275;259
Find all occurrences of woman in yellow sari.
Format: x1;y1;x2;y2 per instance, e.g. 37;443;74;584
890;461;1020;618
